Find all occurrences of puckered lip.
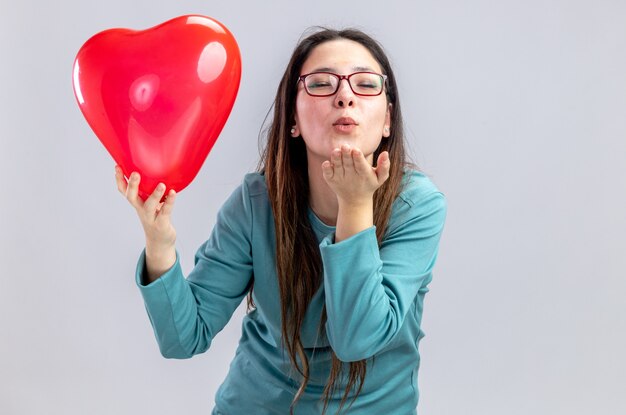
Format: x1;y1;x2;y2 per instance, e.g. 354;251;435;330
333;117;358;126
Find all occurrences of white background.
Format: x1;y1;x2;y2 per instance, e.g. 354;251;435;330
1;0;624;414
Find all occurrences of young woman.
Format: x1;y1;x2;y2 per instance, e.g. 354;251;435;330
115;28;447;415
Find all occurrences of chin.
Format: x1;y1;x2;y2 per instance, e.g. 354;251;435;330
329;136;358;148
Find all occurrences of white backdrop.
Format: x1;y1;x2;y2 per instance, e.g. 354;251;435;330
1;0;625;414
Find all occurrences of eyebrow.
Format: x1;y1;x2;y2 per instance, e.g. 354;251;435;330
310;65;376;73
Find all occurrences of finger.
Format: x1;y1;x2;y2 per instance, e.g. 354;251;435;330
331;147;343;175
375;151;391;185
321;160;334;181
126;172;143;208
351;148;369;175
144;182;167;215
159;189;177;218
341;144;354;170
114;166;127;194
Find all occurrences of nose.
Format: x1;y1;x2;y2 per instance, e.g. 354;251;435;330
334;78;354;108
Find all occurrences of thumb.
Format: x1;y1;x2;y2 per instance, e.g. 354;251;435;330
375;151;391;185
158;189;177;218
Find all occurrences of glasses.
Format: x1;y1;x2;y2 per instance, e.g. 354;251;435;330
298;71;388;97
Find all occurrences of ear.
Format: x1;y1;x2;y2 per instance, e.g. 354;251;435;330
383;103;392;137
292;114;300;137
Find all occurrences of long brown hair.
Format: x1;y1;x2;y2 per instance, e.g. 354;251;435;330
251;28;409;414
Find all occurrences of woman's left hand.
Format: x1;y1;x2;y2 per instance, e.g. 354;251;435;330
322;144;391;206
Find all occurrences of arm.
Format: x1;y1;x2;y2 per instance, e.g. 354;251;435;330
136;179;254;359
321;189;446;362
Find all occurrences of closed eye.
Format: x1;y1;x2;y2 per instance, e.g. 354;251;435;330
309;81;332;88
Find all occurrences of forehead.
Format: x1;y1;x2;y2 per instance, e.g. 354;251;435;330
301;39;382;74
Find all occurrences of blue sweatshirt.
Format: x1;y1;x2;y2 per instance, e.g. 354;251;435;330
136;170;447;414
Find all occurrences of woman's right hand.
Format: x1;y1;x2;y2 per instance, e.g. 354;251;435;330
114;165;177;252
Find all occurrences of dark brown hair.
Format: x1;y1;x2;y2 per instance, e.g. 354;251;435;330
252;27;409;414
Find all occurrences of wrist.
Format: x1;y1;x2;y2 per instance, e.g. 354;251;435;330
144;244;176;283
145;234;176;253
145;238;175;264
336;195;373;211
335;199;373;243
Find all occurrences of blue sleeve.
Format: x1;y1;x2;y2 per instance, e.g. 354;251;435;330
319;190;447;362
135;180;254;359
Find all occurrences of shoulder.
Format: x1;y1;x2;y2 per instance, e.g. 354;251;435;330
397;169;445;207
218;172;267;218
241;172;268;198
222;173;267;206
387;169;447;234
219;173;270;225
214;173;270;241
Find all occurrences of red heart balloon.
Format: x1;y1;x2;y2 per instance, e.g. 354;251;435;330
72;15;241;200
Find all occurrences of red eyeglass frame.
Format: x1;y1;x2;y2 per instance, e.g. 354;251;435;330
298;71;388;97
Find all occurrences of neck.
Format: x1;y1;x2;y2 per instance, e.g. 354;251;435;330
307;154;338;226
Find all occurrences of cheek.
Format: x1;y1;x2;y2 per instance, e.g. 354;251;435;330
366;102;389;127
296;100;325;131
